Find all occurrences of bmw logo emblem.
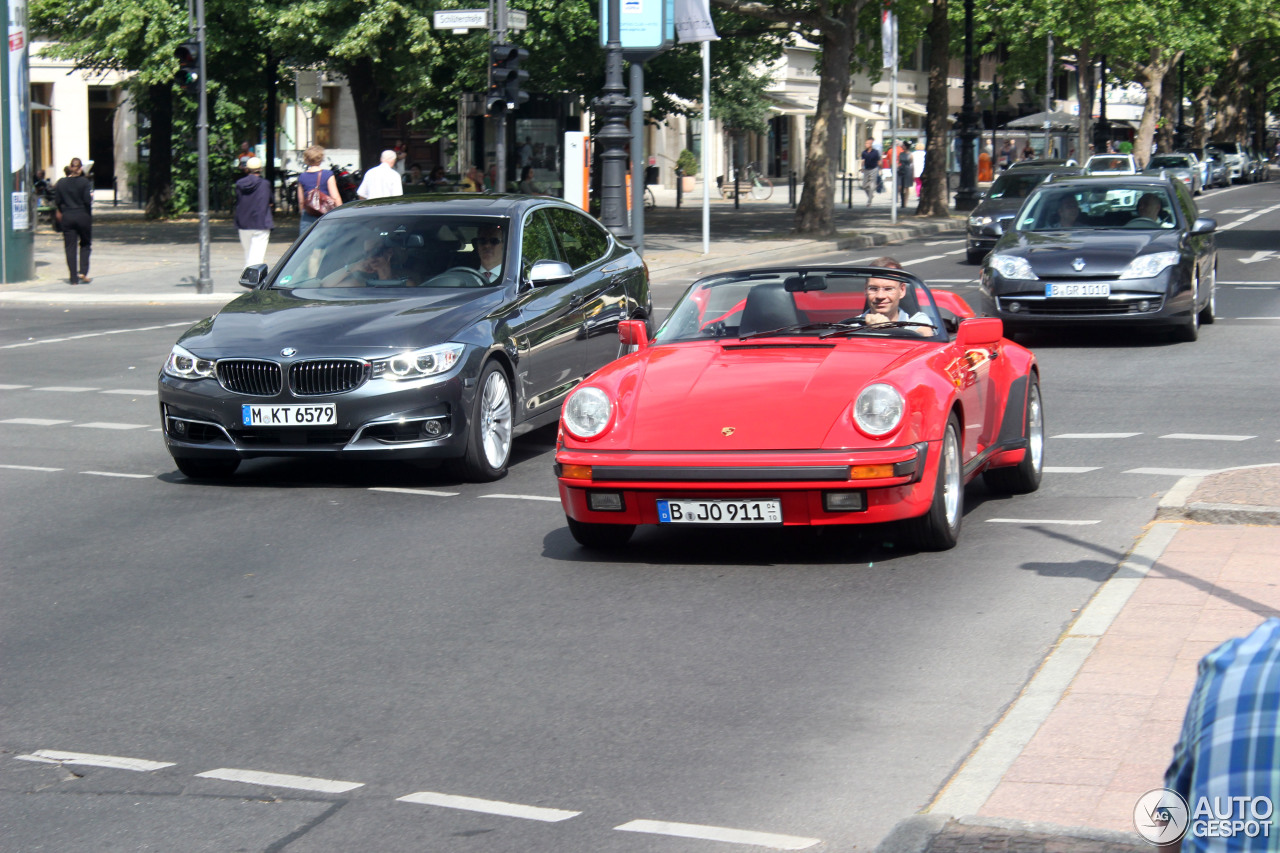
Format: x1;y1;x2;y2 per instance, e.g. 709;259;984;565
1072;257;1086;272
281;347;297;357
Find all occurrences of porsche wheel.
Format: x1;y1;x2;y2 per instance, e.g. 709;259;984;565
903;415;963;551
983;379;1044;495
566;516;635;549
454;360;513;482
1198;264;1216;325
175;456;240;479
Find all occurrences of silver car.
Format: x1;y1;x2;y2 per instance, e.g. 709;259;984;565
1143;153;1202;195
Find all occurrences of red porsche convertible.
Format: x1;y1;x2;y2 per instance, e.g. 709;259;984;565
554;266;1043;550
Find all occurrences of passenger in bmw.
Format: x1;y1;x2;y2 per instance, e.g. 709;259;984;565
320;236;411;287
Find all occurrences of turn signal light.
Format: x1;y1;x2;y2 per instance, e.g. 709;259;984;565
849;464;895;480
560;464;593;480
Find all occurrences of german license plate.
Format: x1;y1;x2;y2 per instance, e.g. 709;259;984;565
1046;282;1111;298
656;498;782;524
242;404;337;426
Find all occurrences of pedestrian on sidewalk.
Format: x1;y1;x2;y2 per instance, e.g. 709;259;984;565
913;142;925;198
356;150;404;200
860;139;882;206
233;157;273;268
54;157;93;285
297;146;342;234
896;142;913;208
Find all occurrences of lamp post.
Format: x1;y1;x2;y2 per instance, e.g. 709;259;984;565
953;0;980;210
593;0;634;239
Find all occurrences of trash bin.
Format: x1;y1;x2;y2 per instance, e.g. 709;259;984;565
644;165;659;186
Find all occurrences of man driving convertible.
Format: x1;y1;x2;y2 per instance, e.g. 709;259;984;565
862;257;934;334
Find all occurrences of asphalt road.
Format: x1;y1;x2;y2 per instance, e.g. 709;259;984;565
1;180;1277;852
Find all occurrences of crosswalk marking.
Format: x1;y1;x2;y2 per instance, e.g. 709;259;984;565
1052;432;1141;439
1044;466;1101;473
16;750;174;772
100;389;159;396
74;422;151;430
478;494;560;502
1124;467;1216;477
615;819;821;850
397;791;580;822
985;518;1100;526
1160;433;1255;441
82;471;152;479
33;386;99;393
368;487;459;497
194;768;364;794
0;464;62;471
1;418;72;426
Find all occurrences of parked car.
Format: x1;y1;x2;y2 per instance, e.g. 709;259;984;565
1247;148;1270;181
1211;142;1253;183
554;266;1044;551
158;195;652;481
1179;147;1230;188
1008;158;1079;170
1143;153;1202;195
978;175;1217;342
1083;154;1138;175
966;166;1079;263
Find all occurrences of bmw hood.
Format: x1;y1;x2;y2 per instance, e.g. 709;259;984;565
623;342;919;451
177;288;496;356
997;230;1181;277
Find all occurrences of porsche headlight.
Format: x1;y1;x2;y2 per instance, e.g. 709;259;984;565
1118;251;1180;280
371;343;465;380
968;215;993;227
853;384;905;437
989;254;1038;280
163;344;216;380
563;387;612;439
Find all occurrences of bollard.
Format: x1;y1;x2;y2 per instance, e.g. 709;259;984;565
789;171;796;208
847;174;853;209
676;167;683;209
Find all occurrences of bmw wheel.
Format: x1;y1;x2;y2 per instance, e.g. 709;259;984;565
175;456;240;479
902;414;963;551
1174;269;1200;342
1198;263;1216;325
455;360;513;482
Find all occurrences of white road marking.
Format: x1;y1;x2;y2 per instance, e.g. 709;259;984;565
930;278;979;283
615;819;821;850
100;389;159;396
1217;202;1280;231
1;418;72;426
396;791;580;822
368;487;459;497
1051;432;1140;439
1160;433;1255;441
1124;467;1217;477
0;321;194;350
1231;316;1280;320
1044;466;1101;473
1217;208;1250;214
925;239;961;246
902;254;950;265
985;518;1100;526
74;422;151;430
81;471;152;479
1219;281;1280;286
478;494;560;502
194;768;364;794
1238;250;1278;265
0;464;63;472
16;750;174;772
0;383;31;389
34;386;99;393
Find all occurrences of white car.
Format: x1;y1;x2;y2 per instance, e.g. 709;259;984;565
1084;154;1139;175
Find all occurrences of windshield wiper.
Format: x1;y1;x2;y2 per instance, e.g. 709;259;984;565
738;321;864;341
820;320;936;338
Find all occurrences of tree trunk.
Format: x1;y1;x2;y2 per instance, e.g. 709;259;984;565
1132;47;1180;169
794;25;852;235
1157;63;1178;154
345;58;386;170
1191;73;1211;149
1210;47;1247;143
917;0;950;217
145;83;174;220
1074;39;1094;160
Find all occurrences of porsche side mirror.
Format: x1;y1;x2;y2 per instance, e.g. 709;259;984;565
239;264;269;289
527;260;575;287
956;317;1003;347
618;319;649;349
1190;218;1217;235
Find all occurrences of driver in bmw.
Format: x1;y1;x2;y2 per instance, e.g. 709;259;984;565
472;224;504;284
862;256;933;334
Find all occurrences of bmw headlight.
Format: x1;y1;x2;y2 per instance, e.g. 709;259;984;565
968;215;993;227
1118;251;1180;280
990;254;1038;280
853;383;905;437
371;343;465;380
563;387;613;439
163;344;216;380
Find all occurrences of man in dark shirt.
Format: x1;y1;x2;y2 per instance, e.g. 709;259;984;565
233;157;274;267
54;158;93;284
860;139;882;206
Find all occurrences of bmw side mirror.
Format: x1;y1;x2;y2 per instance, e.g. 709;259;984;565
527;260;574;287
239;264;269;289
1190;218;1217;235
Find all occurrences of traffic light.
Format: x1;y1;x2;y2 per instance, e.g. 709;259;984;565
488;44;529;114
175;40;200;95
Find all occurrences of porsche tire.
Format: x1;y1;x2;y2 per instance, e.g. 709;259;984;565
902;415;963;551
453;360;513;482
175;456;240;479
566;516;635;549
983;379;1044;495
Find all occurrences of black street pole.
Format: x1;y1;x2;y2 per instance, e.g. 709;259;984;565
195;0;212;292
953;0;980;210
1095;55;1109;152
493;0;507;194
594;0;633;238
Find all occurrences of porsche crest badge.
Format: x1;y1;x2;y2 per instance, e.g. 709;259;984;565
721;427;736;436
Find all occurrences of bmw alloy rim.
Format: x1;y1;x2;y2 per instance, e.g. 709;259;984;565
942;427;961;527
480;370;513;469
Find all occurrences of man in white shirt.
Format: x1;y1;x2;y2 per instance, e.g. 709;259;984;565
356;150;404;200
473;225;504;284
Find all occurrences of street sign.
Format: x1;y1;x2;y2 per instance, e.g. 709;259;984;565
507;9;527;30
432;9;488;32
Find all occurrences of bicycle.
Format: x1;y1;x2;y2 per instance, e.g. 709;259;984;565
644;185;655;210
717;163;774;201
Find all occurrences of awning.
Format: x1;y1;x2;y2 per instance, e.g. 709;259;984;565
844;103;882;121
898;102;928;117
767;95;816;116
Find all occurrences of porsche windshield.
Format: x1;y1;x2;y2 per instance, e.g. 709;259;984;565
273;215;511;290
1016;186;1177;231
655;271;945;343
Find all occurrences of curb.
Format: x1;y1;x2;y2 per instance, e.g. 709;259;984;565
1155;463;1280;525
874;815;1149;853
